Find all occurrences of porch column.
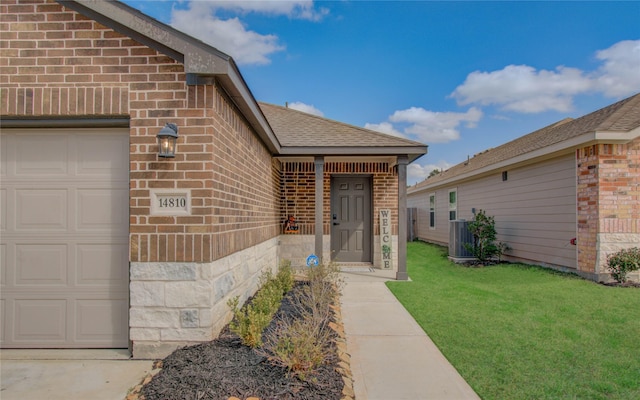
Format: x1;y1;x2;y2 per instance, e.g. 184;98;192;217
314;156;324;261
396;155;409;280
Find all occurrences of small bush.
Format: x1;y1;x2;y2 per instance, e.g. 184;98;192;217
227;296;273;348
266;317;330;381
228;262;294;348
275;259;295;294
262;262;341;380
607;247;640;283
464;209;497;263
463;209;509;264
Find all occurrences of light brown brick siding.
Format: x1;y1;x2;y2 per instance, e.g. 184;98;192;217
281;161;399;235
576;138;640;278
1;0;281;264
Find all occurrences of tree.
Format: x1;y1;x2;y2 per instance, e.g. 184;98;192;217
428;168;441;178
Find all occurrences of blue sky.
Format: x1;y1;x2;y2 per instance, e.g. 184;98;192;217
121;0;640;184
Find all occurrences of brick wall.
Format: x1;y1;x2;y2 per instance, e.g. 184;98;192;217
576;145;599;276
1;0;281;264
279;161;399;268
576;139;640;280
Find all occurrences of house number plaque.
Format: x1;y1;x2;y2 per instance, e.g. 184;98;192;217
150;189;191;215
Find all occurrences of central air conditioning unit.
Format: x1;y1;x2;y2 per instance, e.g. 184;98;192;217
449;220;474;262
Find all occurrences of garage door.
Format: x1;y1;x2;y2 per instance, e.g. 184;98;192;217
1;128;129;348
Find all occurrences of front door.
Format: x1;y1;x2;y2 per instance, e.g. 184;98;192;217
330;176;372;263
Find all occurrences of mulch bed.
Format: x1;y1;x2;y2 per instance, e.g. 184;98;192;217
139;283;347;400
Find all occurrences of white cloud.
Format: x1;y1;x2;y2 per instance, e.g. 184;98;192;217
450;39;640;113
287;102;324;117
364;122;405;138
379;107;483;143
451;65;592;113
593;39;640;97
171;2;284;65
408;160;452;185
213;0;329;21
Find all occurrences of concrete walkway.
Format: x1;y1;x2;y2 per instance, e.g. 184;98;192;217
340;269;480;400
1;270;479;400
0;349;153;400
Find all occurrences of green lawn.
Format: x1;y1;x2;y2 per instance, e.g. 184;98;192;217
387;241;640;400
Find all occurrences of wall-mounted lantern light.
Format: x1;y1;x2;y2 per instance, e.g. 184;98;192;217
157;123;178;158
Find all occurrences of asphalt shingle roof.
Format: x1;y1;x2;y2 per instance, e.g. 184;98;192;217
259;102;427;150
410;92;640;191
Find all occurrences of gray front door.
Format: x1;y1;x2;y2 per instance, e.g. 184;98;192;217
330;176;372;262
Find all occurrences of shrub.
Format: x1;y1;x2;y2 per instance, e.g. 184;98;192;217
607;247;640;283
275;259;295;294
228;262;294;347
495;241;511;263
265;316;330;381
262;262;341;380
463;209;500;263
227;296;273;348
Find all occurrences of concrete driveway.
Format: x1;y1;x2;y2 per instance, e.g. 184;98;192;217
1;350;154;400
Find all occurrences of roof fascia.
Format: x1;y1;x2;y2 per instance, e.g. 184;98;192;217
278;146;428;163
276;155;398;163
56;0;280;154
594;128;640;143
409;128;639;194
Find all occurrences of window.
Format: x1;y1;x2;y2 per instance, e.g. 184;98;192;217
429;193;436;229
448;189;457;221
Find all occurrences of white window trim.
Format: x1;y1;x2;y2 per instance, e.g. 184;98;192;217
429;193;436;229
448;189;457;221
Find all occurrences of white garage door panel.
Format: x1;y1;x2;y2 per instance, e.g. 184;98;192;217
16;189;68;231
14;299;67;342
16;244;68;285
0;129;129;348
0;299;4;342
77;135;129;176
0;244;6;286
0;188;6;231
15;135;69;175
76;298;128;343
77;188;129;232
76;243;128;285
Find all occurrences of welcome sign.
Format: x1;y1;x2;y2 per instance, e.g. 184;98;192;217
379;209;392;269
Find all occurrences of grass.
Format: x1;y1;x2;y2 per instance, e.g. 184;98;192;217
386;241;640;400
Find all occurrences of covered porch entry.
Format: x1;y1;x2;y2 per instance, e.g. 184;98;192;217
278;156;411;280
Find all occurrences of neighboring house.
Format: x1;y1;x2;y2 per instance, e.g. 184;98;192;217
408;94;640;282
0;0;427;358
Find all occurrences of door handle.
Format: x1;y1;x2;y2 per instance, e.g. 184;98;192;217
333;222;340;226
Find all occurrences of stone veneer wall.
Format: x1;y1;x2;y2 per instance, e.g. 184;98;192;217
280;161;399;268
1;0;282;357
576;139;640;281
129;238;278;358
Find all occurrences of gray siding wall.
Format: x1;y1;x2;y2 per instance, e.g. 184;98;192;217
408;154;577;270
